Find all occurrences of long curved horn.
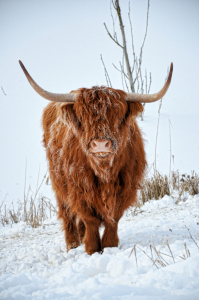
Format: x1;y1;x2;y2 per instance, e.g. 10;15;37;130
19;60;76;102
126;63;173;103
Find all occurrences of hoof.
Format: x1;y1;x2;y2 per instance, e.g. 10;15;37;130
67;241;79;252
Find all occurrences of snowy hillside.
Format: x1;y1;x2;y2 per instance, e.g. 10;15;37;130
1;193;199;299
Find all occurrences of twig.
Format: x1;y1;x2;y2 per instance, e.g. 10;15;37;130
129;245;138;268
24;159;27;221
148;72;152;93
151;240;169;267
33;172;47;203
128;2;136;73
166;240;175;263
136;245;159;269
110;1;119;44
169;119;172;182
103;22;123;49
1;86;6;96
183;242;191;258
154;101;162;173
185;225;199;251
114;0;134;92
100;54;112;87
139;0;150;63
112;63;128;79
120;61;129;92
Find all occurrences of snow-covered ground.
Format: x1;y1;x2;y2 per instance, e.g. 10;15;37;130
1;193;199;299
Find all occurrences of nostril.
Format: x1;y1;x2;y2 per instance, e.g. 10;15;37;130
105;141;109;147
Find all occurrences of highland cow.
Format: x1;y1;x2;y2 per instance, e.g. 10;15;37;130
19;61;173;254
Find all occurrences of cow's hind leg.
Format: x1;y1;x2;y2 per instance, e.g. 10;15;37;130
57;200;80;251
102;220;119;250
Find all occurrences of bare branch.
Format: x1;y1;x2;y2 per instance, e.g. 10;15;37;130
113;0;135;92
112;63;122;74
1;86;6;96
110;1;119;44
141;0;150;53
145;69;147;95
102;0;151;115
148;72;152;93
111;0;117;10
120;59;129;92
100;54;112;87
112;63;128;79
138;0;150;65
128;2;136;70
120;68;125;91
103;22;123;49
120;56;125;91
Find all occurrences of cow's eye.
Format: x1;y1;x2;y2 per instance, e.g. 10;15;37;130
75;117;81;128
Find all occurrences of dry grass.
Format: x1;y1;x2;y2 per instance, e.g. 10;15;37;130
140;171;170;203
179;172;199;195
129;239;194;269
1;170;199;228
0;173;57;228
139;171;199;204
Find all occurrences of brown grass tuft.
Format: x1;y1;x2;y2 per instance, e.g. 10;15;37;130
139;171;199;204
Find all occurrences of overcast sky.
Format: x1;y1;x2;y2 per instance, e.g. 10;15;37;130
1;0;199;205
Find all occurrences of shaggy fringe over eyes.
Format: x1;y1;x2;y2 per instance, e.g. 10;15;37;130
73;86;128;124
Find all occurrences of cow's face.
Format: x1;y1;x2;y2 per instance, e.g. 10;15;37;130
60;87;143;174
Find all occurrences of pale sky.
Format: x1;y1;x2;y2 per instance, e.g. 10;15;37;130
1;0;199;204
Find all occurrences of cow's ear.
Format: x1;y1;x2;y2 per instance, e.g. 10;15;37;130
59;103;76;125
128;102;144;117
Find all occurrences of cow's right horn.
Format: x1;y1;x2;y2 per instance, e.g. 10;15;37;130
19;60;76;102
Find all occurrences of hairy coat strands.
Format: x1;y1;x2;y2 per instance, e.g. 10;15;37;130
42;86;147;254
19;60;172;255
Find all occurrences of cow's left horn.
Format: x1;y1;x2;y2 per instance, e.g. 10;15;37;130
126;63;173;103
19;60;76;102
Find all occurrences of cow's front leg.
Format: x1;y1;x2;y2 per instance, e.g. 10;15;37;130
83;217;101;255
102;220;119;250
78;219;86;244
57;200;80;251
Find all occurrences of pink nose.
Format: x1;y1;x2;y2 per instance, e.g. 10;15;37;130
90;139;112;153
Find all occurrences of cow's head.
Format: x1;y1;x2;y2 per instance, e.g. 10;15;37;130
19;60;173;175
59;86;144;166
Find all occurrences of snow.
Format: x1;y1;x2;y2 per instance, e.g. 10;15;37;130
1;195;199;299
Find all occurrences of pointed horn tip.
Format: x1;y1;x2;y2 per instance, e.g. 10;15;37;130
167;62;173;83
170;62;173;73
19;60;27;74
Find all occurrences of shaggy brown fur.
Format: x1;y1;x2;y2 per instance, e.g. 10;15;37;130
42;86;147;254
